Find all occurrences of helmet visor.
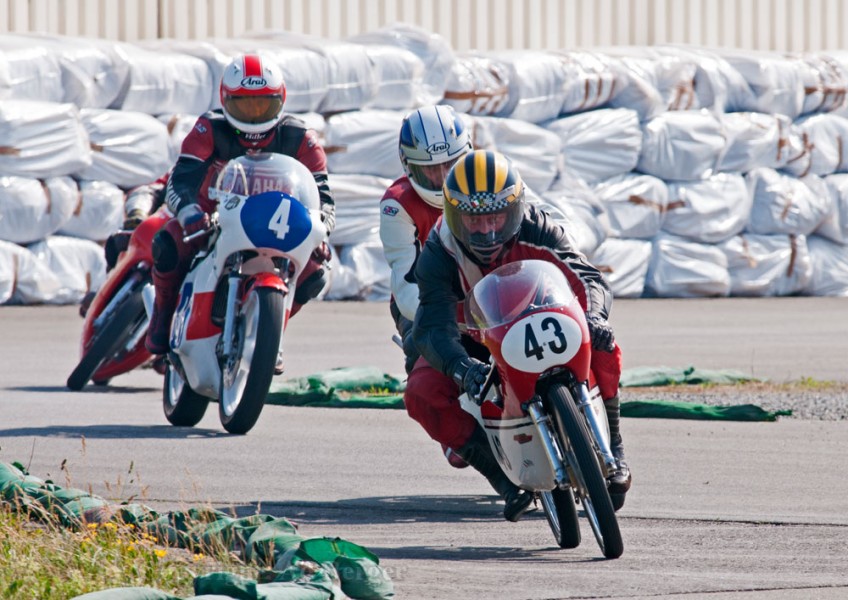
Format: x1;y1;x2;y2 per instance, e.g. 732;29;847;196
408;157;462;191
223;95;283;125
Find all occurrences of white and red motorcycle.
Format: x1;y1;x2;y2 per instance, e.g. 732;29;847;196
462;259;624;558
163;153;327;434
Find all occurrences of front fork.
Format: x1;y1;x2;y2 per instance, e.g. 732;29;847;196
526;381;617;488
220;254;243;359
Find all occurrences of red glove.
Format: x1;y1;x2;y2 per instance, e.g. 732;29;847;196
312;241;331;263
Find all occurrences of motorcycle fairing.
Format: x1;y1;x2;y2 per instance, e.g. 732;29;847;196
239;191;313;253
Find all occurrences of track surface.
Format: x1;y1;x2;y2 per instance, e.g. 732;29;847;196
1;299;847;599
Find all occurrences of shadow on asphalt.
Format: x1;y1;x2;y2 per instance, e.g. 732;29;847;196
7;385;161;394
228;495;551;526
0;424;225;439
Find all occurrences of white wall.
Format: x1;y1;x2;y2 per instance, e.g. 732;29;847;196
2;0;848;51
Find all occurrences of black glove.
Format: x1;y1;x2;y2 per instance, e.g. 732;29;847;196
585;313;616;353
453;357;490;403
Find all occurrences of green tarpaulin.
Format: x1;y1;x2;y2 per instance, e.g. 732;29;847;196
266;366;789;421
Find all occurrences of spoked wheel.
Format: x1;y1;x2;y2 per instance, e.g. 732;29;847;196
548;382;623;559
218;287;283;434
163;362;209;427
67;291;146;391
539;486;581;549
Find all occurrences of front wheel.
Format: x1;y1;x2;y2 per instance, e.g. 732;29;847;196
539;487;581;549
548;383;623;559
218;287;284;434
67;291;146;391
163;363;209;427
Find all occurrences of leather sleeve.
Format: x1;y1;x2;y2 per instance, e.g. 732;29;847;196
410;232;469;379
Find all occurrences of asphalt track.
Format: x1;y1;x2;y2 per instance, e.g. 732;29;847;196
1;299;847;599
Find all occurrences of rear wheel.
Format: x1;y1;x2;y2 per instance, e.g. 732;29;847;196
163;363;209;427
67;291;146;391
218;287;284;434
539;487;581;549
548;383;623;559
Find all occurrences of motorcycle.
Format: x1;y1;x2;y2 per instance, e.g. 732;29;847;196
66;206;170;391
461;259;624;558
163;152;327;434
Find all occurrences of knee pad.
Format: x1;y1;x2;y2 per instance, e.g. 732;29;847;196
104;231;131;272
294;267;327;305
152;230;179;273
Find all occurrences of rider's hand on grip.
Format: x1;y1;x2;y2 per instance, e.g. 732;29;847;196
177;204;211;239
122;208;146;231
311;241;332;263
586;313;616;352
454;357;490;404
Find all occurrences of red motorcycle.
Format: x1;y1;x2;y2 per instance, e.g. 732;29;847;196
462;259;623;558
66;207;170;390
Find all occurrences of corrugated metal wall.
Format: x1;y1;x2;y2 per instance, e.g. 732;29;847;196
2;0;848;52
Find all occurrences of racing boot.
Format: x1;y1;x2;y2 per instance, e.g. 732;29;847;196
605;395;631;511
455;428;535;522
145;268;181;356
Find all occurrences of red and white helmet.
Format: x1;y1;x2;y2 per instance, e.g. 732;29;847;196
220;54;286;135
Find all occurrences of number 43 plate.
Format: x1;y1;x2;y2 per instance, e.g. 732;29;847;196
501;312;582;373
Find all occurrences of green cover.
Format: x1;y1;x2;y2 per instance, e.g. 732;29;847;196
621;400;791;421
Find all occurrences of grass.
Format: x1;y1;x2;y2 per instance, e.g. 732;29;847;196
0;464;257;600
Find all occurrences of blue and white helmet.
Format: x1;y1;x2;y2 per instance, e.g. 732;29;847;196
398;105;472;208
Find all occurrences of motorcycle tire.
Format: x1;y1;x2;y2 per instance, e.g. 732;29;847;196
66;291;146;391
548;382;624;559
539;486;581;549
163;363;209;427
218;287;284;434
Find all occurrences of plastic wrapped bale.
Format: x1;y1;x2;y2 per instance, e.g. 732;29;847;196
325;242;390;302
746;169;833;235
541;175;610;256
588;238;652;298
546;108;642;184
797;53;848;117
0;176;78;245
0;240;63;304
327;174;392;247
637;109;725;181
324;110;405;179
818;174;848;244
555;51;624;116
76;109;172;188
157;113;198;164
0;35;63;102
349;22;454;108
27;235;107;304
112;44;212;116
592;173;668;239
443;53;512;116
717;49;807;119
719;233;812;296
651;46;747;115
21;33;131;109
247;31;378;114
644;233;731;298
803;234;848;296
468;115;562;194
604;54;667;121
717;112;794;173
58;180;125;243
0;100;92;178
790;112;848;176
485;50;572;123
663;173;752;244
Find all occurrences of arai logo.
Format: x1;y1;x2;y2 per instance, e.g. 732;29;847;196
240;76;267;89
427;141;449;153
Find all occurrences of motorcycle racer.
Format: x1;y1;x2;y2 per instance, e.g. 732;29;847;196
379;105;472;469
145;53;335;365
406;150;632;520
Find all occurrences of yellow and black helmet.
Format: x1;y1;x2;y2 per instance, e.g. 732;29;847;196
443;150;525;264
